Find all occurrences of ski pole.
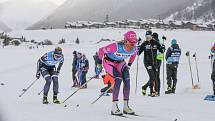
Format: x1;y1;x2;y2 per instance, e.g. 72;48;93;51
186;51;194;87
38;88;43;95
91;85;113;104
62;75;96;104
19;78;38;97
135;55;139;95
162;36;166;91
193;53;200;83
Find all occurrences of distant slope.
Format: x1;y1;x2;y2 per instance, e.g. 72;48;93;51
0;21;11;32
166;0;215;22
28;0;198;29
0;0;58;30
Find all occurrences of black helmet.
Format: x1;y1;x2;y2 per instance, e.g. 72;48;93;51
145;30;152;36
152;32;158;39
73;50;77;54
54;47;62;54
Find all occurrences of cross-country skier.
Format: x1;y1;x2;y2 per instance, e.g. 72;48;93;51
97;31;138;116
76;52;82;86
78;54;89;88
36;47;64;104
72;51;78;87
165;39;181;94
138;30;164;97
211;43;215;95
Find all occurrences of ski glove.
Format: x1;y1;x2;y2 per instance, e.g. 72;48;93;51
36;71;40;79
161;44;166;52
127;63;132;70
162;36;166;40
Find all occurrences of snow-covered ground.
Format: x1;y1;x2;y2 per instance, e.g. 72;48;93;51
0;28;215;121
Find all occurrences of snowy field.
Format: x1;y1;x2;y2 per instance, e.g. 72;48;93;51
0;28;215;121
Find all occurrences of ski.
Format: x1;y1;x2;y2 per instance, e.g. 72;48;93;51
64;104;80;108
111;114;129;118
124;113;143;117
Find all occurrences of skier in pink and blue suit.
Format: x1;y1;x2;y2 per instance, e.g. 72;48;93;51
97;31;138;116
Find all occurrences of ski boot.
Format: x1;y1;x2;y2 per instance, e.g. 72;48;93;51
111;101;123;116
165;87;173;94
154;92;160;97
172;86;176;94
43;95;49;104
150;92;159;97
53;95;61;104
123;100;135;115
142;86;147;96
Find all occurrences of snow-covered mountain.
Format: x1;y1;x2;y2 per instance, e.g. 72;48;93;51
166;0;215;22
0;0;58;30
28;0;198;29
0;20;11;32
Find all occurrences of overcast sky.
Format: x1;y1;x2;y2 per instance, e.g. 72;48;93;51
0;0;67;5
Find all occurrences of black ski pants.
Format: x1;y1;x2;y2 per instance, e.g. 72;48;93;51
166;64;178;89
143;62;158;93
142;61;161;93
72;67;78;86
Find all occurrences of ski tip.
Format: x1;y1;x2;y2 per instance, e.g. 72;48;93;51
64;104;67;107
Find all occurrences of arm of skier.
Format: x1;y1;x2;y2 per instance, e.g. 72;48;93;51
128;49;138;66
137;42;145;55
56;56;64;74
165;47;171;61
157;42;164;53
98;43;117;63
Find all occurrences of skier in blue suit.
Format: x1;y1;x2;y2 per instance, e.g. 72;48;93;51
36;47;64;104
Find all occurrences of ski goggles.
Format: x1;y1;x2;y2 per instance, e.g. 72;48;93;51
54;54;62;60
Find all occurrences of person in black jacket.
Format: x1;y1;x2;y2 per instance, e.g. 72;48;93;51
165;39;181;94
138;30;164;97
72;51;78;87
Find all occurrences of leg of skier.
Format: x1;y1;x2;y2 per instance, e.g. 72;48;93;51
144;63;156;96
166;64;173;94
103;59;123;116
41;68;52;104
51;70;60;104
121;65;135;115
172;65;178;93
